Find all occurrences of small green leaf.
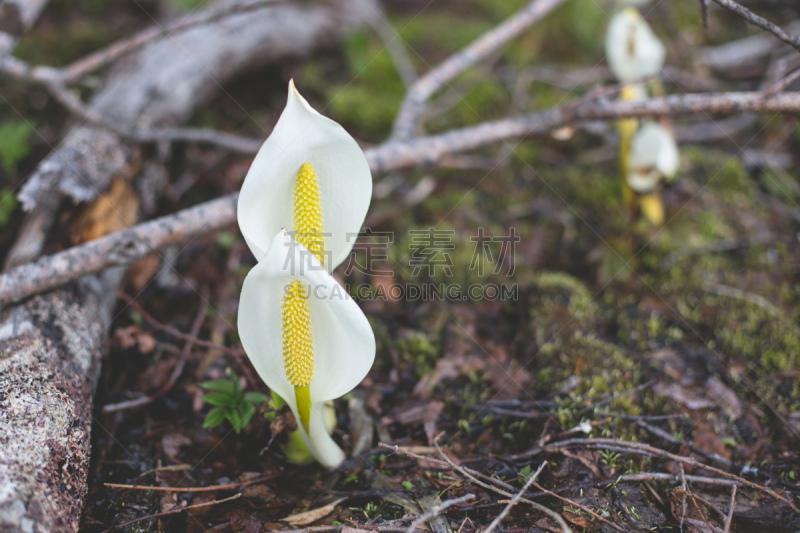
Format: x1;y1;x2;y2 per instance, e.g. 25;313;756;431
203;407;227;429
239;402;256;428
0;188;17;227
199;379;236;394
242;392;268;405
269;391;287;408
216;232;237;249
0;120;34;173
202;393;238;407
402;481;413;489
226;408;243;433
228;370;242;397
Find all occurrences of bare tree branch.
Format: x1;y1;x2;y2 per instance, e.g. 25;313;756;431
60;0;283;83
709;0;800;54
0;88;798;305
390;0;566;140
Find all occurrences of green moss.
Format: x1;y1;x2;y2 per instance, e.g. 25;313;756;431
397;331;441;377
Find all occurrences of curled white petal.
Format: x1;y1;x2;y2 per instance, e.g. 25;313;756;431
606;8;666;83
626;122;679;192
238;230;375;466
238;81;373;267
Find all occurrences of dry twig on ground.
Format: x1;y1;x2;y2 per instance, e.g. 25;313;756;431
404;494;475;533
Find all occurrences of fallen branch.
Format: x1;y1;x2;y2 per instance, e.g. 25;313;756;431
103;493;241;531
484;462;546;533
708;0;800;54
390;0;567;140
404;494;475;533
2;89;800;305
104;474;278;493
545;438;797;511
381;441;574;533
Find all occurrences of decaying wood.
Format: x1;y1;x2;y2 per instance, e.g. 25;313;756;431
0;274;115;532
0;1;378;530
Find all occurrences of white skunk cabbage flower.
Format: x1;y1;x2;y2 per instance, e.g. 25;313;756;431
238;80;372;268
626;122;679;193
239;230;375;468
605;7;666;83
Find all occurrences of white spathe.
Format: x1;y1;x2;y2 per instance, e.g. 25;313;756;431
605;7;666;83
238;81;373;268
238;230;376;468
626;122;679;193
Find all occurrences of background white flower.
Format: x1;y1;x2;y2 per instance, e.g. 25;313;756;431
605;7;666;83
626;122;679;193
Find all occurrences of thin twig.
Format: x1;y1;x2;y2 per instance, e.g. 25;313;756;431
438;439;574;533
404;494;475;533
661;232;774;268
701;282;785;318
390;0;567;140
368;8;417;88
58;89;800;156
103;493;241;531
634;420;733;468
119;292;241;357
723;485;737;533
102;292;208;413
380;443;572;532
104;474;277;493
708;0;800;54
484;462;546;533
699;0;710;29
546;438;797;511
530;480;625;532
768;66;800;94
679;465;688;533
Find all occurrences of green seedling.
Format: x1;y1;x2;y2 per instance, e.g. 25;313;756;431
200;370;267;433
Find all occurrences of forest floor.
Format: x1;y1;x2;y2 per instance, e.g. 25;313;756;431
1;0;799;531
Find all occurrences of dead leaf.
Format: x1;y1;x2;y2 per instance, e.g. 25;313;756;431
229;509;262;533
70;178;139;244
705;377;742;419
113;325;156;354
161;432;191;463
562;509;594;527
690;416;731;460
125;254;161;291
282;498;345;526
655;383;714;410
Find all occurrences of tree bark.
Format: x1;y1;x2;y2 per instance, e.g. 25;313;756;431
0;1;378;531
